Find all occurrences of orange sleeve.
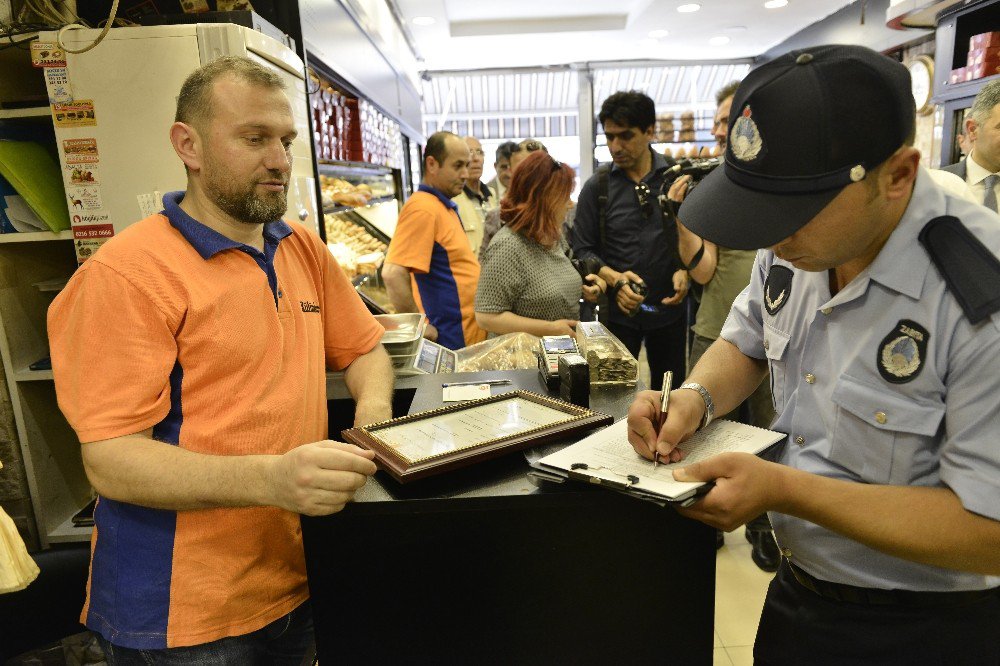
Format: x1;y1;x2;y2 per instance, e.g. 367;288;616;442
385;199;436;274
48;261;178;443
317;237;384;370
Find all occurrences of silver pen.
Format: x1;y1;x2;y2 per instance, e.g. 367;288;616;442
654;371;673;470
441;379;512;388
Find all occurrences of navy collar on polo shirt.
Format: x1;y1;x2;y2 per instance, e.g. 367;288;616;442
418;183;459;211
161;190;293;260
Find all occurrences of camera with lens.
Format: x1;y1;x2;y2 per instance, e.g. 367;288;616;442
665;157;722;187
571;256;604;284
625;280;647;317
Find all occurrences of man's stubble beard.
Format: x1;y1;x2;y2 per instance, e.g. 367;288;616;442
204;160;288;226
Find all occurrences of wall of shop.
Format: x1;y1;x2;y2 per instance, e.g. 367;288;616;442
758;0;932;61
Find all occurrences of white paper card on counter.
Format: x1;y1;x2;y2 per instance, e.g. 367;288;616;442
442;384;492;402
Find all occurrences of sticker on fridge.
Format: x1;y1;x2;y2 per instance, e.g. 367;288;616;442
67;186;103;211
44;67;73;103
180;0;210;12
31;43;66;67
65;164;99;186
52;100;97;127
62;138;100;164
75;237;109;264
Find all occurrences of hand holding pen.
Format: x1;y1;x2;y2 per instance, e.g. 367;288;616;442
653;371;672;470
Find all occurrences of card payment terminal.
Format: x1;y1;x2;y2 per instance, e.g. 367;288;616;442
537;335;581;390
404;337;457;375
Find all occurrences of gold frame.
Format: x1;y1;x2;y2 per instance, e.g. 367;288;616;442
342;390;613;483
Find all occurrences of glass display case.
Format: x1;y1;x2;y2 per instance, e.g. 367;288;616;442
319;161;401;313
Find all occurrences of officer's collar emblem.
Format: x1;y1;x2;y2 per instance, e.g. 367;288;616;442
730;105;763;162
877;319;930;384
764;265;793;316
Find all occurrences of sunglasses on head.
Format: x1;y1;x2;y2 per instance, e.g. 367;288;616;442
635;182;653;217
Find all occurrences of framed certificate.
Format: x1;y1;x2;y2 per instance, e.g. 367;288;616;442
342;390;613;483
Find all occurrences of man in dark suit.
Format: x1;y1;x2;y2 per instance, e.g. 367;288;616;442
942;80;1000;211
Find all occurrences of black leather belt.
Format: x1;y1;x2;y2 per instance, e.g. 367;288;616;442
785;560;999;608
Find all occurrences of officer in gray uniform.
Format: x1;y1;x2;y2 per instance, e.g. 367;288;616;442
626;44;1000;665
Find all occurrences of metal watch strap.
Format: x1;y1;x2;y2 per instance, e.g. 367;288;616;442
679;382;714;430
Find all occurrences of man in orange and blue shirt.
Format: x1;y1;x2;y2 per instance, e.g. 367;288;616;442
47;57;393;663
382;131;487;349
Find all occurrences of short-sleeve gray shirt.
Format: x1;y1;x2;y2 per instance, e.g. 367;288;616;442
475;226;581;322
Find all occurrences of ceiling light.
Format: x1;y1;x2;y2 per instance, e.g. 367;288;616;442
649;29;670;39
764;0;788;8
709;36;731;46
677;4;701;13
724;25;748;33
411;16;436;26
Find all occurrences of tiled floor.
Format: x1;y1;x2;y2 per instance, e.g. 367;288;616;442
713;526;775;665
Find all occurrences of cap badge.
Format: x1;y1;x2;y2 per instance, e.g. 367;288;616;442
764;264;793;316
730;106;763;162
877;319;929;384
850;165;866;182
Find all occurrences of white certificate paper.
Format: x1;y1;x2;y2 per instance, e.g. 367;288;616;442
374;396;576;463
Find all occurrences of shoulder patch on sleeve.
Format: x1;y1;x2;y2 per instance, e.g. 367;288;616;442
918;215;1000;325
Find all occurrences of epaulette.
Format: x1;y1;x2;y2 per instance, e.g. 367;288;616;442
918;215;1000;324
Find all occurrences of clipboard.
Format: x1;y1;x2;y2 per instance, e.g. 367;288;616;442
530;418;786;505
342;390;613;483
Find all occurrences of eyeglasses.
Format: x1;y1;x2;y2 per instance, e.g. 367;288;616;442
470;148;485;156
521;140;544;152
635;182;653;217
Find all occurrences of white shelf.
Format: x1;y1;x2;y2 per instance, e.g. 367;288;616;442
48;512;93;544
15;366;53;381
0;106;50;120
0;230;73;243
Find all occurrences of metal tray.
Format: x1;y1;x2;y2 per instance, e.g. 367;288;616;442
375;313;427;353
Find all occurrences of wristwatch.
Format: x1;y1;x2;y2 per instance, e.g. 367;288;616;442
679;382;714;430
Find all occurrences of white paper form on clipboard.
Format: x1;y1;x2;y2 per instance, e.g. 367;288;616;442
532;418;786;505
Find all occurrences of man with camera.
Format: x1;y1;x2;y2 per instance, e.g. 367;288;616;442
571;90;690;391
667;82;780;571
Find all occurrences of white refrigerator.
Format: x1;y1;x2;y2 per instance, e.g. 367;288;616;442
38;23;319;262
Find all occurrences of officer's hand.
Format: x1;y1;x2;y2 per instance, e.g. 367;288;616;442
673;454;785;531
424;323;439;342
626;389;703;463
661;270;690;306
269;441;377;516
581;274;605;303
667;175;693;203
615;270;645;313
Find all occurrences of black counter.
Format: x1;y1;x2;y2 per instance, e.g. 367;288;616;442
305;370;715;665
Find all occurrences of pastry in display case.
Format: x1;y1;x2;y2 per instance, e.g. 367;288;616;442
320;164;401;313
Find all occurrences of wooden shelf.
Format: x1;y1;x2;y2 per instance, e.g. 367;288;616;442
0;230;73;243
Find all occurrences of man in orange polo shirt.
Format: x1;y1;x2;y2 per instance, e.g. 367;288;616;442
47;57;393;663
382;131;487;349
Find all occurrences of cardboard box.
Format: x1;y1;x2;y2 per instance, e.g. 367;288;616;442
951;67;967;84
967;62;1000;80
970;32;1000;50
967;47;1000;66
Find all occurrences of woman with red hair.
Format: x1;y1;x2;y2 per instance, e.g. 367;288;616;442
475;150;604;337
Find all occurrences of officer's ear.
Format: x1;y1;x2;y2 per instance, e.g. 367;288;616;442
879;146;920;203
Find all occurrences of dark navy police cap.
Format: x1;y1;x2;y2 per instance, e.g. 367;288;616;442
678;44;915;250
